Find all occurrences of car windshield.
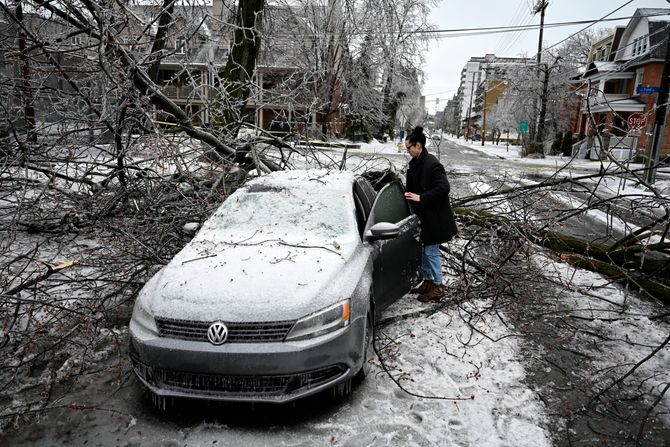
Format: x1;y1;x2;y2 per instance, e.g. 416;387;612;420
207;184;356;241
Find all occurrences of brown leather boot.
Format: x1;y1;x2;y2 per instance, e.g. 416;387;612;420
411;281;432;294
418;283;445;303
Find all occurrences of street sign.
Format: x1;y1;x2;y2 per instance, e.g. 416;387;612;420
636;85;661;94
627;113;646;129
518;121;529;133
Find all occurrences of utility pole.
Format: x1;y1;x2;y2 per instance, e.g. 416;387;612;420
643;28;670;184
537;59;558;152
532;0;548;154
533;0;547;66
481;84;487;146
481;67;488;146
466;72;475;141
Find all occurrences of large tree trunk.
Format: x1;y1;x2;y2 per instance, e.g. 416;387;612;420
146;0;176;84
213;0;265;140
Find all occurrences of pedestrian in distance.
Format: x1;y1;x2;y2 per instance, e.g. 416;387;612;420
404;126;458;302
397;128;406;153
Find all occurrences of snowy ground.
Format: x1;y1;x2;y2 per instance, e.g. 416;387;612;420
3;284;555;447
5;235;668;446
2;136;669;446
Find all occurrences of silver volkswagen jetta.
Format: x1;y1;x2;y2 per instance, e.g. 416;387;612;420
129;169;420;406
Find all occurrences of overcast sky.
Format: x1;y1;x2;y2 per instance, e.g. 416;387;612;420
423;0;670;112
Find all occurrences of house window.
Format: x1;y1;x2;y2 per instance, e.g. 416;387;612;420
631;36;648;57
175;37;186;54
634;68;644;95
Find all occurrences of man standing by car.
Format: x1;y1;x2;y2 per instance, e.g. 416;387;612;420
404;126;458;302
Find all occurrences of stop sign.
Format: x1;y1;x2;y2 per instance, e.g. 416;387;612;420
627;113;646;129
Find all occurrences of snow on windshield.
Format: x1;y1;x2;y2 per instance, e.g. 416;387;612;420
204;171;357;242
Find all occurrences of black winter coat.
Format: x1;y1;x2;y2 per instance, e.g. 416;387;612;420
406;149;458;245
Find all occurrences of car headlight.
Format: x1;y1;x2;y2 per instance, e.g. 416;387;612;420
131;295;158;335
285;299;350;341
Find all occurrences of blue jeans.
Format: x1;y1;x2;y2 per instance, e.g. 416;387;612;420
421;244;442;284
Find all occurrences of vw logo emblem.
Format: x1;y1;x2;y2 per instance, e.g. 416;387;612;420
207;321;228;345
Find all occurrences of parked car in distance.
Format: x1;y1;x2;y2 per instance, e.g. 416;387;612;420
129;169;421;407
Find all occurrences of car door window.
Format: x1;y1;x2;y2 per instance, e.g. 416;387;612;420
368;181;410;226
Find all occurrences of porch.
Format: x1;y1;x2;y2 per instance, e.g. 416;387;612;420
571;134;639;161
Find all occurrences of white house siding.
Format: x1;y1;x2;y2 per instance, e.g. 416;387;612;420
618;19;648;60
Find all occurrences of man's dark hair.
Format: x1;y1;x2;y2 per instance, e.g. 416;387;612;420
407;126;426;148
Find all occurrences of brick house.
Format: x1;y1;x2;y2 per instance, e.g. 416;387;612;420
571;9;670;160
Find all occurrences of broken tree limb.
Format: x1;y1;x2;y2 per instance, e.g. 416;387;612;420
536;231;670;283
591;332;670;404
452;206;670;304
558;253;670;305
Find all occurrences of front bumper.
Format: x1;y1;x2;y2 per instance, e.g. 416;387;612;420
129;315;366;403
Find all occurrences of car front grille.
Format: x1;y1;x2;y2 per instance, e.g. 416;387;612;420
132;359;346;397
155;317;295;343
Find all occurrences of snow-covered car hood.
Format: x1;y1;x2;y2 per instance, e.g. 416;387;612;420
143;234;362;322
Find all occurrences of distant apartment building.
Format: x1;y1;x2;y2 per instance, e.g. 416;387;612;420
455;54;534;135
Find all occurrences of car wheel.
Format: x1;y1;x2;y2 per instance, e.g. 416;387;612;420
355;310;374;381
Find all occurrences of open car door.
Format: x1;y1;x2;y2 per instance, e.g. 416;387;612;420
363;181;421;314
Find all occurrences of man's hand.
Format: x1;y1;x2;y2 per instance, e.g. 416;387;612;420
404;192;420;202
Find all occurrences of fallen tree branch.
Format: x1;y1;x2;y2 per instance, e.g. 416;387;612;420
591;333;670;404
558;253;670;304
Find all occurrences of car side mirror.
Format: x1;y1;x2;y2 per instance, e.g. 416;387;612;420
365;222;400;241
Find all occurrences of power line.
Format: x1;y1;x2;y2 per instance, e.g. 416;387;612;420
493;0;530;55
541;0;635;54
271;12;670;40
424;88;459;97
428;12;669;38
499;13;536;56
